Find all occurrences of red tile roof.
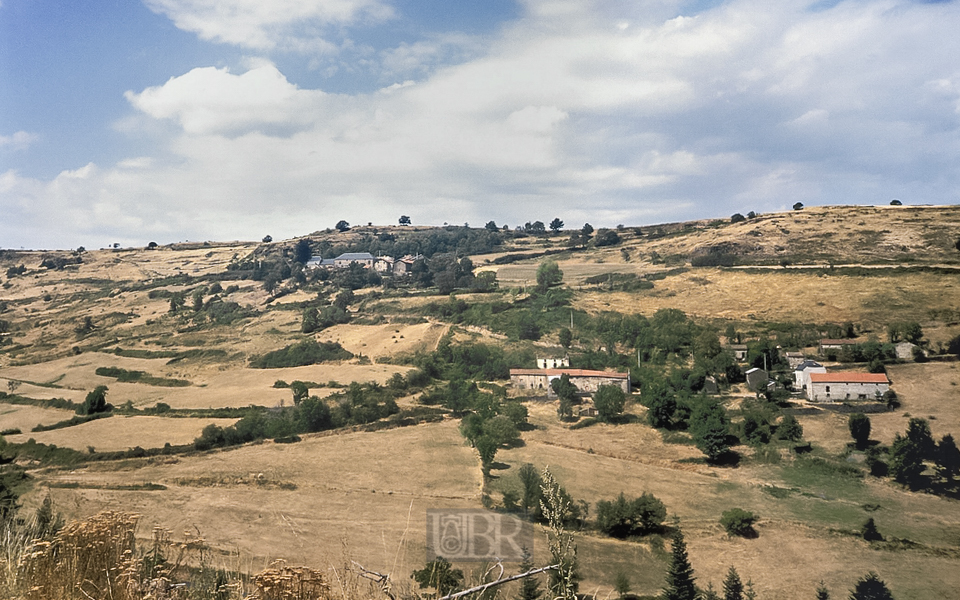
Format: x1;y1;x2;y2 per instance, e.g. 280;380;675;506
509;369;629;379
809;372;889;384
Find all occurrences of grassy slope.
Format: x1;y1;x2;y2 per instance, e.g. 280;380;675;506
2;207;960;599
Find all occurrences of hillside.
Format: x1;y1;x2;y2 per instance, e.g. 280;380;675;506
2;205;960;600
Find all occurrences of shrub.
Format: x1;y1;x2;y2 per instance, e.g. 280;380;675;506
595;492;666;538
249;339;353;368
720;508;757;537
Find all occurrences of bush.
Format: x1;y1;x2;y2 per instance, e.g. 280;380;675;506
720;508;757;537
249;339;353;368
595;492;666;538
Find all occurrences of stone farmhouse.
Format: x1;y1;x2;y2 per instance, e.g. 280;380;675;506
509;368;631;397
807;372;890;402
725;344;748;361
334;252;375;268
745;367;769;392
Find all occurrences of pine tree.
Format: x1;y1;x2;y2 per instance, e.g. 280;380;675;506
861;518;883;542
816;581;830;600
516;548;542;600
723;566;743;600
849;572;894;600
662;527;696;600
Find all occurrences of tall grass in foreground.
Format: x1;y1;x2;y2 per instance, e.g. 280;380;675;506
0;510;402;600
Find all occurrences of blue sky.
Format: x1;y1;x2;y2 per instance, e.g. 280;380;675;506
2;0;960;249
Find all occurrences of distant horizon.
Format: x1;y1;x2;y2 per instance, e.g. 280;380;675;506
2;202;955;253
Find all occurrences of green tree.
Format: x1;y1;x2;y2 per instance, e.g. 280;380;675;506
662;527;696;600
476;435;498;470
722;566;743;600
643;379;676;429
80;385;109;415
411;557;464;597
936;433;960;483
518;463;542;516
906;417;936;459
593;385;626;422
889;432;926;489
551;374;578;420
558;327;573;349
536;260;563;292
793;202;804;210
483;415;519;447
776;414;803;442
848;413;871;449
516;547;543;600
614;572;631;599
720;508;757;537
399;215;412;225
690;400;730;461
595;492;666;538
335;220;350;232
549;218;564;233
294;239;312;264
861;517;882;542
581;223;594;243
849;572;894;600
290;381;309;406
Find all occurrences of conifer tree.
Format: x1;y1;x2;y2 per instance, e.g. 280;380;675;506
516;548;542;600
723;566;743;600
662;527;696;600
816;580;830;600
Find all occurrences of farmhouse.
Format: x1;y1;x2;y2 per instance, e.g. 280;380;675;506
334;252;376;268
784;351;806;369
745;367;768;392
725;344;748;361
537;357;569;369
807;372;890;402
794;360;826;390
373;256;394;273
509;368;630;396
393;255;419;276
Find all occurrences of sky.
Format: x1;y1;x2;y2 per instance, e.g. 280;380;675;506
2;0;960;250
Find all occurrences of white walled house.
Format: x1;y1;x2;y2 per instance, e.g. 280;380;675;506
794;360;827;390
807;372;890;402
537;357;569;369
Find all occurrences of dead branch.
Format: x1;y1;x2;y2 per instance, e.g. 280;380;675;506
350;561;396;600
437;564;560;600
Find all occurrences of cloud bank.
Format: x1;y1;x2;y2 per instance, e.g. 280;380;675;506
4;0;960;248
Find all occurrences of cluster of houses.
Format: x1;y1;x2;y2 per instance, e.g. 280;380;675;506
305;252;420;276
512;333;900;408
740;340;893;403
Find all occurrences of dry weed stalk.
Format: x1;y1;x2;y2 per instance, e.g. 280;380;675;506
17;510;140;600
250;560;330;600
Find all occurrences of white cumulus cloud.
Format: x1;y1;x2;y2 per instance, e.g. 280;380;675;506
143;0;394;49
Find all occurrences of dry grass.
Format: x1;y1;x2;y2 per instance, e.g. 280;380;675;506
22;421;481;582
5;416;240;452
